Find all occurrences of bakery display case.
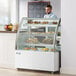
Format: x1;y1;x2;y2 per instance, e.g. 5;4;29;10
16;17;59;52
15;17;60;72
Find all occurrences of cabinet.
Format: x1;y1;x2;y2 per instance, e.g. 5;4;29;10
15;17;60;72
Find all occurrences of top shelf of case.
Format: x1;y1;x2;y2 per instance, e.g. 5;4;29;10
20;17;59;28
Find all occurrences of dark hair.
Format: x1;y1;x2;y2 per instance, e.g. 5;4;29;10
46;5;52;9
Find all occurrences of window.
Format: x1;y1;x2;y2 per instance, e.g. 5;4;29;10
0;0;9;30
0;0;9;25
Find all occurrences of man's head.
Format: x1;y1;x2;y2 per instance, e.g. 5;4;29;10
45;5;52;14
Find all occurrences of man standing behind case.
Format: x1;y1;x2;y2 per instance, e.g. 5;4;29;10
44;5;58;19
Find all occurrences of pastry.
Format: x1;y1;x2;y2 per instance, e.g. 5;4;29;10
24;47;31;50
26;38;39;43
33;21;40;24
51;49;56;51
42;48;49;51
52;22;57;24
41;21;48;24
28;20;33;24
31;48;37;50
42;38;53;44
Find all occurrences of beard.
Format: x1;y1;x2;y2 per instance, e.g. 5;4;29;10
47;12;50;14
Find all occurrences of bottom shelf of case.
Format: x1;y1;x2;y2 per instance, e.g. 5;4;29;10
15;50;59;72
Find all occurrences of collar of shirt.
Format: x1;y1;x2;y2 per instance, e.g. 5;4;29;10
46;12;54;17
